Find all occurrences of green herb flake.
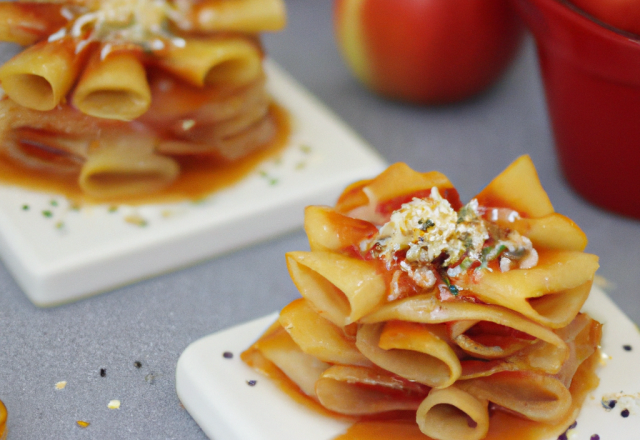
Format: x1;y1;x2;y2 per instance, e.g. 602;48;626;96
55;221;65;230
300;144;312;154
50;200;58;207
108;206;118;213
22;204;30;211
439;269;459;296
419;219;435;231
42;210;53;218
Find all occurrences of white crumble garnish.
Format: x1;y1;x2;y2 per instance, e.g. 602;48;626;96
68;0;194;48
108;399;121;409
55;381;67;390
374;188;488;267
369;187;539;293
600;351;612;366
500;256;512;273
181;119;196;131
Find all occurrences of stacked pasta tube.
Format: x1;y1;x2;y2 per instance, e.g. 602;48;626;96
243;156;602;440
0;0;286;198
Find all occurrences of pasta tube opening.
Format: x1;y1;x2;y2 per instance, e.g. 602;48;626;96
279;299;372;367
416;387;489;440
286;251;387;327
73;50;151;121
0;38;80;111
1;128;86;174
159;38;263;88
356;322;461;389
78;134;179;198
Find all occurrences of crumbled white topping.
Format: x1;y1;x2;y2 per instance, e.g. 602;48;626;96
500;256;512;273
107;399;121;409
375;188;488;267
371;187;539;288
68;0;192;47
400;260;436;290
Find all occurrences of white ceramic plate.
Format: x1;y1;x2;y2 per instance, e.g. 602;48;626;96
0;61;386;306
176;285;640;440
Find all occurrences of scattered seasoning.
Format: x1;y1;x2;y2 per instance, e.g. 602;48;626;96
50;200;58;207
557;421;577;440
107;400;121;410
100;368;106;377
246;379;257;386
55;221;65;230
134;361;142;369
55;381;67;390
223;351;233;359
621;409;630;418
42;210;53;218
623;345;633;351
259;170;279;186
76;420;90;428
590;435;600;440
300;144;312;154
604;399;617;409
21;204;29;211
108;206;118;213
124;214;148;227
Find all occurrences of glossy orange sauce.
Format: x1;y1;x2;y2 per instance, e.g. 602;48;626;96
0;399;6;440
0;103;290;205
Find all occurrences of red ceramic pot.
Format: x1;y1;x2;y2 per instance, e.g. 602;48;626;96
513;0;640;219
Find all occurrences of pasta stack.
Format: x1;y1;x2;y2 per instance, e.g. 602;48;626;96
243;156;602;440
0;0;286;198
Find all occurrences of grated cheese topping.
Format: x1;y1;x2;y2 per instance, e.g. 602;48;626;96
375;187;488;267
371;187;539;289
52;0;193;49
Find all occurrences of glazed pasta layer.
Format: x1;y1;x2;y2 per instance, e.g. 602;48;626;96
0;0;286;199
242;156;602;440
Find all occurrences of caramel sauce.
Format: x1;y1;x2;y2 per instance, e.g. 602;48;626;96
0;103;290;205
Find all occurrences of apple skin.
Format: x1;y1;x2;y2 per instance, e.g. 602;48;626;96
334;0;525;104
569;0;640;36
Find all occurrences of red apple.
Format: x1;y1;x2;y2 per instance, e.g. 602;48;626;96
334;0;525;104
569;0;640;35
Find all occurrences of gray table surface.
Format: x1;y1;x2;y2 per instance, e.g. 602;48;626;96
1;1;639;439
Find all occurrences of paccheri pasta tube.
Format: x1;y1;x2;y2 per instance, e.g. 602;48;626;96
0;0;286;200
242;156;602;440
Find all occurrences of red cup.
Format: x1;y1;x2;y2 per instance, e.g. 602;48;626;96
513;0;640;219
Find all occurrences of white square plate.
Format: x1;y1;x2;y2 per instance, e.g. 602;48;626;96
176;286;640;440
0;61;386;306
